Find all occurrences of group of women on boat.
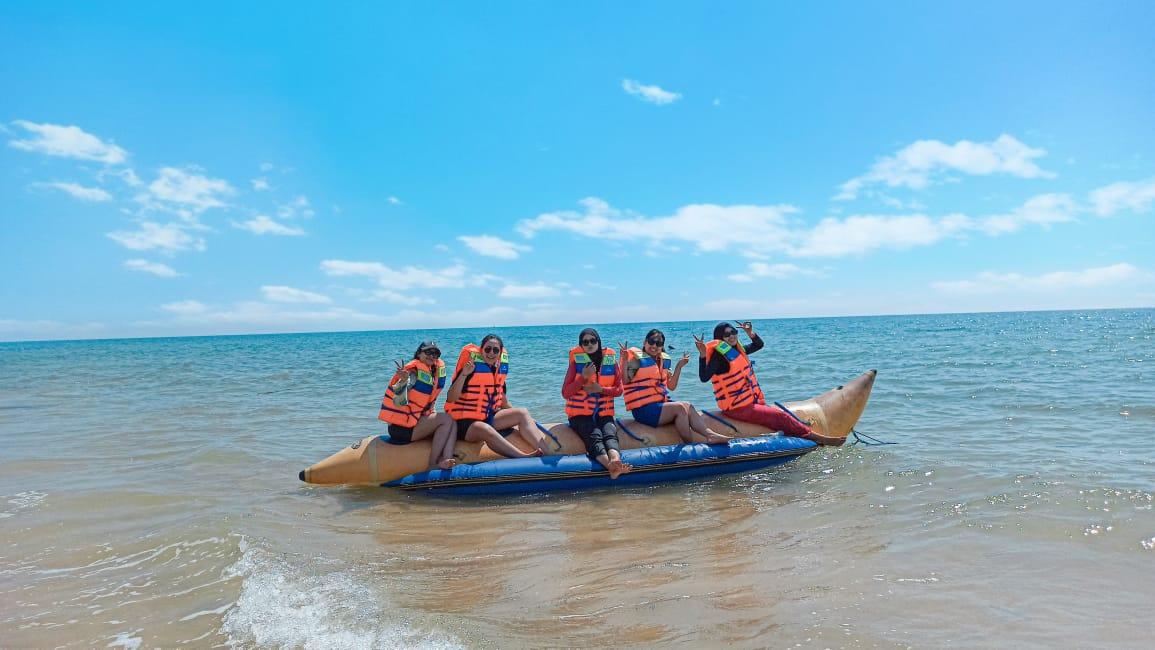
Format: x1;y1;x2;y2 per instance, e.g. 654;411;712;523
377;321;842;479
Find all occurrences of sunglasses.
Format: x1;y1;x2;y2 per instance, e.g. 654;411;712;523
646;338;664;347
580;338;598;346
723;330;738;337
421;349;441;358
482;345;501;354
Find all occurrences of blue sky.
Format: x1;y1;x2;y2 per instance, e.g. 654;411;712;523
2;2;1153;341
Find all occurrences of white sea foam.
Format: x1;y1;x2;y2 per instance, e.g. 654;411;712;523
0;490;47;518
220;538;462;650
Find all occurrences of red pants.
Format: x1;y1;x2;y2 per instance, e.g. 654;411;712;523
723;403;813;438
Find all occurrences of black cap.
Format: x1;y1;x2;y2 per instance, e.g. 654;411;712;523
417;341;440;355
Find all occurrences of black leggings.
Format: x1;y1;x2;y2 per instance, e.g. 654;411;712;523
569;415;619;459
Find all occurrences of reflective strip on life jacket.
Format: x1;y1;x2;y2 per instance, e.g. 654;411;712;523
623;347;671;410
379;358;447;428
564;346;619;418
705;339;765;411
444;344;509;422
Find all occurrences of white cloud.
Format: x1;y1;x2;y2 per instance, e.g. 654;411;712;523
232;215;305;236
277;195;314;219
1088;177;1155;217
977;193;1078;235
124;259;180;277
836;134;1054;200
251;178;271;191
261;285;332;304
727;262;816;282
321;260;491;291
145;167;234;212
8;120;128;164
107;222;206;253
518;197;797;255
259;162;275;172
162;300;209;315
388;196;403;205
621;79;682;105
33;181;112;202
369;290;435;306
932;263;1149;294
498;283;560;299
433;244;450;252
458;234;531;260
793;213;972;257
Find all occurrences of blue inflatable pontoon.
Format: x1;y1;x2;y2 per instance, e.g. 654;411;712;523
384;435;817;495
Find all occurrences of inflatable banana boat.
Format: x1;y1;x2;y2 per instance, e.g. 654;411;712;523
299;370;877;489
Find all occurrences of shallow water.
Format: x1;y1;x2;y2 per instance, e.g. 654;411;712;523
1;309;1153;648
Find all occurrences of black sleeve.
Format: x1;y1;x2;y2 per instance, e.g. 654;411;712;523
698;356;712;382
746;334;765;355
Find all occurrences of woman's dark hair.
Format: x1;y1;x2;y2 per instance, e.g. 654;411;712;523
413;341;440;360
579;327;603;367
480;333;503;350
645;328;665;349
713;322;734;341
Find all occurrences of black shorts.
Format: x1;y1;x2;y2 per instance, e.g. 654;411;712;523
386;423;414;445
455;419;515;440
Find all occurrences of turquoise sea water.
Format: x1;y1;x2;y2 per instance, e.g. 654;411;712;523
1;309;1153;647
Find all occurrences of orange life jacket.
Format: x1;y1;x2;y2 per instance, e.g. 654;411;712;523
444;344;509;422
705;339;766;411
564;346;619;418
379;358;447;428
623;347;671;410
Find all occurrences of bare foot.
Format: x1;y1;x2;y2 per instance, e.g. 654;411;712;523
437;458;457;470
607;459;633;479
704;431;732;445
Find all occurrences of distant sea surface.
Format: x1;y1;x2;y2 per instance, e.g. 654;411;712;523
1;309;1153;648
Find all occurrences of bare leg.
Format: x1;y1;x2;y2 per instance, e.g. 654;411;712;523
687;407;732;444
491;407;552;454
657;402;696;443
425;413;457;469
465;421;542;459
415;413;453;468
409;413;441;443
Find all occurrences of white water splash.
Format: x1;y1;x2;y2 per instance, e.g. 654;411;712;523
0;490;48;518
220;539;462;650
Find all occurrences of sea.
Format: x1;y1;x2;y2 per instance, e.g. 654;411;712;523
1;309;1152;648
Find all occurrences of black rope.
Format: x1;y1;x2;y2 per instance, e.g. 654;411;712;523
700;410;741;433
849;428;898;446
615;418;648;443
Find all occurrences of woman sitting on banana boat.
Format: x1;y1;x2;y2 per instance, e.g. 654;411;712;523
378;341;458;469
621;328;731;445
562;328;632;479
444;333;550;458
695;321;844;446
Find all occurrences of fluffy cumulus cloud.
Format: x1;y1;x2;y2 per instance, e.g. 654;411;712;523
107;222;207;253
794;213;972;257
497;282;560;299
1088;177;1155;217
232;215;305;236
145;167;234;213
33;181;112;202
518;197;798;255
836;134;1054;200
124;259;180;277
458;235;531;259
932;263;1148;294
621;79;682;105
277;195;314;219
260;285;331;304
977;193;1078;235
8;120;128;164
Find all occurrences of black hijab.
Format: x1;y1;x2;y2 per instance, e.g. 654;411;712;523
579;328;603;367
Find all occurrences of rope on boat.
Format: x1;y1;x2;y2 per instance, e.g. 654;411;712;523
849;429;898;446
535;421;564;452
615;418;649;444
700;410;741;433
773;401;814;427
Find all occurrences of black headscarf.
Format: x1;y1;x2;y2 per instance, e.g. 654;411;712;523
579;328;603;367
